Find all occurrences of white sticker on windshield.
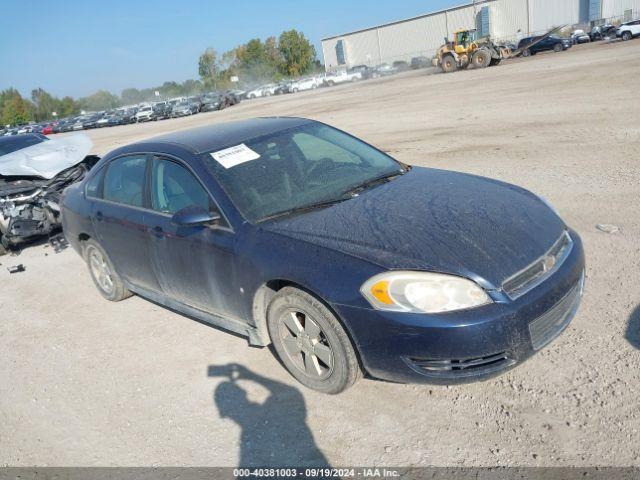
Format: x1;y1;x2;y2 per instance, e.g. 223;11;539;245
210;144;260;169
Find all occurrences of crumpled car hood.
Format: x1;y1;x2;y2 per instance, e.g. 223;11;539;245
262;167;566;287
0;134;92;179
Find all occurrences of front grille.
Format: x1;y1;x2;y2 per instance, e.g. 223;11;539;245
406;352;515;378
529;277;582;351
503;231;573;299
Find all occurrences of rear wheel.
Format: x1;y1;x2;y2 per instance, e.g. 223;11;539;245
267;287;361;394
83;239;132;302
472;49;492;68
622;31;632;41
441;54;457;73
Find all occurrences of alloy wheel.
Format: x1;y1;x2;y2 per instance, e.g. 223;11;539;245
279;310;334;379
88;248;114;296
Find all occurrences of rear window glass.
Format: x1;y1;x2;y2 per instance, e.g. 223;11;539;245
103;155;147;207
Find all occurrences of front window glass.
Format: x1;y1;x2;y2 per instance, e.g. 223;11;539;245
103;155;147;207
150;157;211;214
203;123;403;222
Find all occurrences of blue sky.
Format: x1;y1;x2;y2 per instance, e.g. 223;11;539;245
0;0;460;98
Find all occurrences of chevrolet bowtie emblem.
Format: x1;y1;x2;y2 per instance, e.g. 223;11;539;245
543;255;557;271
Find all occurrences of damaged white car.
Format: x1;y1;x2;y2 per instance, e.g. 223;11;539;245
0;134;98;254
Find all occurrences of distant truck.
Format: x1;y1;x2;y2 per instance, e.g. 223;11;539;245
323;70;362;86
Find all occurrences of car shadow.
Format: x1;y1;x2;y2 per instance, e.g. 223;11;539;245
208;363;330;468
625;305;640;350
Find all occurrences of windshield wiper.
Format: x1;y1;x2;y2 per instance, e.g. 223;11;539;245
258;168;408;223
258;195;353;222
339;169;406;197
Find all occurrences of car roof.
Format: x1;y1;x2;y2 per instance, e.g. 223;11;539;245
130;117;314;154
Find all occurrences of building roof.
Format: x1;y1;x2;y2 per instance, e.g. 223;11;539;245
321;0;493;42
134;117;314;154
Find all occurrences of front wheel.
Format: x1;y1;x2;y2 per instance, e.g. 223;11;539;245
522;49;531;57
267;287;361;394
441;55;457;73
553;43;563;52
83;239;132;302
622;31;632;41
472;49;491;68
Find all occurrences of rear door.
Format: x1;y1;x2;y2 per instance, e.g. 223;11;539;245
143;155;243;319
90;154;161;292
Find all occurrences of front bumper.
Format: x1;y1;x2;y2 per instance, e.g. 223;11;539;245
333;230;585;384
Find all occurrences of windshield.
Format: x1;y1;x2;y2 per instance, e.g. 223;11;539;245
203;123;403;222
0;134;48;156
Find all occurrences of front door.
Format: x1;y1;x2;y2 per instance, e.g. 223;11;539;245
143;155;243;320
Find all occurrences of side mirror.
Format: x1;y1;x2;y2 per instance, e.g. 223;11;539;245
171;205;221;227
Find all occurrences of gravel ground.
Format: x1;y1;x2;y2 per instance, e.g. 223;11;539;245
1;40;639;467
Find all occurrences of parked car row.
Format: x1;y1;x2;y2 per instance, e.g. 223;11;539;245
242;60;423;100
0;91;241;137
515;19;640;59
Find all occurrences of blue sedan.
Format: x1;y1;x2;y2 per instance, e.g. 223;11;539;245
61;117;585;393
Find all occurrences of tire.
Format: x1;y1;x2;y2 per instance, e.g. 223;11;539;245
327;80;335;86
83;239;132;302
267;287;361;394
553;43;563;52
472;49;491;68
441;54;457;73
622;31;632;41
522;49;531;57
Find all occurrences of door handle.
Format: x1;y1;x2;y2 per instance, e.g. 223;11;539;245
95;211;104;221
152;226;164;238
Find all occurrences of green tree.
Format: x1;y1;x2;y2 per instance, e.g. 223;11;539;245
1;95;31;126
58;96;78;117
199;48;219;89
278;29;316;77
121;88;144;105
31;88;58;122
77;90;120;111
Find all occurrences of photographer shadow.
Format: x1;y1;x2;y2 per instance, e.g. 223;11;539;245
626;305;640;350
208;363;330;468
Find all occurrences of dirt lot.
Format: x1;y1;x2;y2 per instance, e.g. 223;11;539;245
2;41;639;467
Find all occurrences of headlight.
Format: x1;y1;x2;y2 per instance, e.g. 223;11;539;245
361;271;491;314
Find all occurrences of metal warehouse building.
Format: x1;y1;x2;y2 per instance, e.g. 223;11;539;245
321;0;640;70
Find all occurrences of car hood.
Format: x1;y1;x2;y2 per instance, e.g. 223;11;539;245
262;167;565;288
0;134;92;179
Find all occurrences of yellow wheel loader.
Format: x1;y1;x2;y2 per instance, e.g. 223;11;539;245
433;26;566;73
433;29;510;73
